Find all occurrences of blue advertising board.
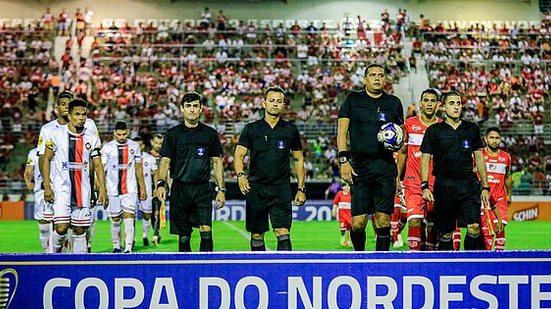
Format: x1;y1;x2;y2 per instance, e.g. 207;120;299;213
1;251;550;308
213;200;333;222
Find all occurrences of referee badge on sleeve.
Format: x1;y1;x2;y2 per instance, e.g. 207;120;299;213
463;140;470;149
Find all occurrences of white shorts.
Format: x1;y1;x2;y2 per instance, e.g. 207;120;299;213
53;202;92;227
139;197;153;214
108;193;138;217
34;191;54;221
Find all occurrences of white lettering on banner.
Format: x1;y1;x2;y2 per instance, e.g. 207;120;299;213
327;276;361;309
498;276;529;309
43;277;177;308
367;277;398;309
200;278;231;309
304;206;332;221
288;277;322;309
235;277;269;309
440;276;466;309
403;276;434;309
43;278;70;309
40;273;551;308
150;278;178;308
513;207;539;221
213;204;246;221
75;278;108;309
532;276;551;309
115;278;144;309
470;276;498;309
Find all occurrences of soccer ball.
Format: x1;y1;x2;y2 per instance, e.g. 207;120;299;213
377;122;404;151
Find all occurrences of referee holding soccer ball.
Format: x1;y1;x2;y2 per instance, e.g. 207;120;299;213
337;63;404;251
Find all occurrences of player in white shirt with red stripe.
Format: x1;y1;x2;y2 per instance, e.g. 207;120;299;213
133;136;159;246
24;147;52;252
42;99;108;253
481;127;510;250
397;89;442;251
102;122;147;253
37;90;100;252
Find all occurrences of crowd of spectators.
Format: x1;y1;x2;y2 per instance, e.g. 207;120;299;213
0;7;550;194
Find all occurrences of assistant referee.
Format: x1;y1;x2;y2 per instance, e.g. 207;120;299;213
234;86;306;251
337;63;404;251
420;90;494;250
156;92;226;252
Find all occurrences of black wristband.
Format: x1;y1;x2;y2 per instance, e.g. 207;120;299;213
421;181;429;191
482;186;490;191
156;179;166;189
237;172;246;178
338;151;350;159
297;187;306;193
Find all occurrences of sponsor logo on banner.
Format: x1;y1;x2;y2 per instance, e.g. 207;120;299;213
0;268;18;309
513;205;539;221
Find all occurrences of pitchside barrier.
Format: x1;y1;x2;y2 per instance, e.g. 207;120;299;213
0;251;550;308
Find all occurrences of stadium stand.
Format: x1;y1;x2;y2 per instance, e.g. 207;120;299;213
0;6;550;196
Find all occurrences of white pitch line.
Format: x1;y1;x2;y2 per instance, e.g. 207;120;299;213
222;221;272;251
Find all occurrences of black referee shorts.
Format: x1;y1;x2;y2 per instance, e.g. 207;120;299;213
245;183;292;234
433;175;482;234
169;181;213;236
350;157;397;216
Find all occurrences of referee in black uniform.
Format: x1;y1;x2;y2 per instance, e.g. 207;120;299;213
420;90;491;250
234;86;306;251
337;63;404;251
156;92;226;252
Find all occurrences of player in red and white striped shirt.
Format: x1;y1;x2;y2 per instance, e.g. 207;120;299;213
102;122;147;253
42;99;108;253
397;89;442;251
481;127;510;250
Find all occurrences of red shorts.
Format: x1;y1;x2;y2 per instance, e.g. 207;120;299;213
490;196;508;224
405;188;434;221
338;208;352;230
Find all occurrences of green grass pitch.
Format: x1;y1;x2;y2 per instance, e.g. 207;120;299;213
0;220;550;253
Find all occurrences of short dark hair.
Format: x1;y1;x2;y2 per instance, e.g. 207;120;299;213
442;90;462;104
57;90;74;102
153;134;163;139
181;92;202;106
132;136;142;142
115;121;128;130
265;86;285;97
364;63;385;77
486;127;502;136
68;98;88;113
420;88;440;101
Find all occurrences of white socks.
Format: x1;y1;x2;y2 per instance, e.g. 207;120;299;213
86;221;95;251
72;234;87;253
142;218;151;238
38;223;51;252
52;231;66;253
124;218;135;252
111;220;121;249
